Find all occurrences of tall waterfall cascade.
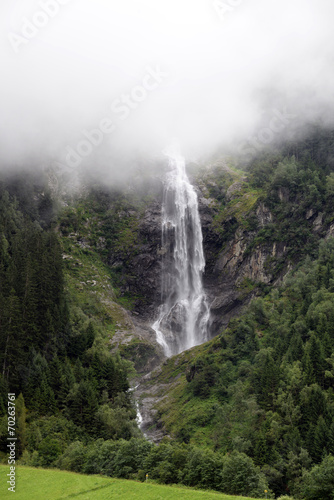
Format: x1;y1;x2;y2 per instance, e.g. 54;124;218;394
152;146;210;356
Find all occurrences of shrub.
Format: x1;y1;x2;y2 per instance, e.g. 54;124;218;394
220;451;270;498
183;447;222;490
56;441;86;472
300;455;334;500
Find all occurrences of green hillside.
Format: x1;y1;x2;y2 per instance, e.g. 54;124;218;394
147;237;334;498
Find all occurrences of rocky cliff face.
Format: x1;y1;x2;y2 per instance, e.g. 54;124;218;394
200;200;288;335
111;197;163;319
193;161;333;339
109;162;292;344
195;167;286;337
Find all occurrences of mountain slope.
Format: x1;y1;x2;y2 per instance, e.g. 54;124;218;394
141;237;334;497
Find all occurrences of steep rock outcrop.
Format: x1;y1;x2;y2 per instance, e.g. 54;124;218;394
118;199;163;318
197;180;288;336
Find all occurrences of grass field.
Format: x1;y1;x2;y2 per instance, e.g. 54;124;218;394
0;465;262;499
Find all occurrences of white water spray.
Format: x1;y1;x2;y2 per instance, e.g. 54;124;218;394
153;145;210;356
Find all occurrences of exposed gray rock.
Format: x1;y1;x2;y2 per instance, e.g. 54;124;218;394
306;208;315;219
326;223;334;239
226;181;243;201
107;198;163;318
313;213;323;232
278;187;289;202
256;203;273;226
107;302;165;373
134;368;173;443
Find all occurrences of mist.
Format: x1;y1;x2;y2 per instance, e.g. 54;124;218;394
1;0;334;180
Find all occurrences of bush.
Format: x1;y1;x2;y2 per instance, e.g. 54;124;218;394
82;438;153;478
300;455;334;500
144;443;185;485
38;437;63;466
56;441;86;472
220;451;270;498
183;447;222;490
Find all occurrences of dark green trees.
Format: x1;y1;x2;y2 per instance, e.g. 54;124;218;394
0;183;135;459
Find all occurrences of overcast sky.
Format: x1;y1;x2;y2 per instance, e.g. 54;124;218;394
1;0;334;176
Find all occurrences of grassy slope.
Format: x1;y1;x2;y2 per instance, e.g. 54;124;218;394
146;342;220;448
0;466;261;500
60;211;130;331
195;161;263;231
57;199;158;372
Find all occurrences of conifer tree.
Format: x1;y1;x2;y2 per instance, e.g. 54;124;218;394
16;393;27;456
313;416;329;463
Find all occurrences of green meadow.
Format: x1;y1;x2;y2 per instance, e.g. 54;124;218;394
0;465;262;500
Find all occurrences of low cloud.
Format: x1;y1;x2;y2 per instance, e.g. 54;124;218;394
1;0;334;178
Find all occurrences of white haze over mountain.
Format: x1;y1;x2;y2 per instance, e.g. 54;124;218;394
1;0;334;179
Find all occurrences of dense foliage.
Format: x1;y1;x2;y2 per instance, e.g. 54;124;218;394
160;237;334;498
245;126;334;264
0;178;138;466
54;438;268;497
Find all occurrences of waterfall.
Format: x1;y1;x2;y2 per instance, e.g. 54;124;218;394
152;145;210;356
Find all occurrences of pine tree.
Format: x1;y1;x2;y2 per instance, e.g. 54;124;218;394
49;355;63;403
313;416;329;463
253;433;269;466
288;332;304;362
1;289;22;387
16;393;27;456
253;349;280;409
67;380;98;429
316;314;332;357
328;422;334;455
303;335;326;387
300;384;328;439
